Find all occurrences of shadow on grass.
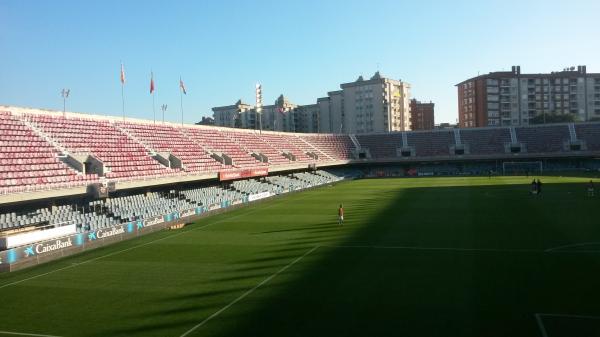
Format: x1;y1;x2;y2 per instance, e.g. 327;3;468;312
101;181;600;337
254;224;340;235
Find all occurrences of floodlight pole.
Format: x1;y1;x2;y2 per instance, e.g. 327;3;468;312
256;83;262;134
61;88;70;117
161;104;167;124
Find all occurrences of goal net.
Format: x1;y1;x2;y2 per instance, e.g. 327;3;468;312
502;161;543;175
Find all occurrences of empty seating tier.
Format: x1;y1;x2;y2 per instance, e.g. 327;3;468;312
574;123;600;151
285;135;330;161
182;128;264;168
515;125;569;153
2;108;599;197
356;133;403;159
222;131;291;165
0;111;96;194
26;115;178;180
460;128;511;155
0;170;343;232
299;134;355;160
256;133;314;162
407;131;454;157
118;122;224;173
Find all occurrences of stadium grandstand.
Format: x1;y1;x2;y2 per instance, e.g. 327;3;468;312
1;105;600;336
1;105;599;245
2;106;600;198
3;1;600;335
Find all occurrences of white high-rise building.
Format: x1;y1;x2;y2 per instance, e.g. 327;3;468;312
212;72;413;133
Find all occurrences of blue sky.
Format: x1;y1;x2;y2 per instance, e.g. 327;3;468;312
1;0;599;124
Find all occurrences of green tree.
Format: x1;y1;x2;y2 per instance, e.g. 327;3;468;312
530;112;577;124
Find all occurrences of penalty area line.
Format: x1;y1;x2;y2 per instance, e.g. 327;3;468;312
535;314;549;337
544;242;600;252
178;245;320;337
537;313;600;320
321;244;541;254
535;313;600;337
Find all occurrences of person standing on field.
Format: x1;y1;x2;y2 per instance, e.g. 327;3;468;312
588;180;595;197
338;204;344;225
531;179;537;195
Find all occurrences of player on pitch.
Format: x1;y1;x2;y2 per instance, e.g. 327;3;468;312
338;204;344;225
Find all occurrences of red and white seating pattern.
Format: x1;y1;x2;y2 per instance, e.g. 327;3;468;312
285;135;331;161
222;131;291;165
5;109;596;197
257;133;314;162
0;111;97;193
118;122;225;173
26;115;178;180
183;128;264;168
298;134;354;160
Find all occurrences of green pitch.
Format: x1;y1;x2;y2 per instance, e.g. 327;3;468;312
1;176;599;337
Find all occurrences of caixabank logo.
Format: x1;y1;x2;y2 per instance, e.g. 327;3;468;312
24;238;74;257
145;216;164;227
180;208;195;218
88;226;126;241
24;246;35;257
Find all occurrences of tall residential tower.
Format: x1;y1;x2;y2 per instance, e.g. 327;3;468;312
457;66;600;128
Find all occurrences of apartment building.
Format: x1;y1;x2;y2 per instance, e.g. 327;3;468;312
410;99;435;130
213;72;417;134
457;65;600;128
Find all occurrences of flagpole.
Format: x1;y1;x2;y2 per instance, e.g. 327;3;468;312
121;82;125;121
151;71;156;124
180;84;184;127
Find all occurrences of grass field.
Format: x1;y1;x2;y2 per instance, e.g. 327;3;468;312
1;176;599;337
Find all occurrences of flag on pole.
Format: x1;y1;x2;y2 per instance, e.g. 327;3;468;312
179;77;187;95
150;72;155;94
120;63;126;84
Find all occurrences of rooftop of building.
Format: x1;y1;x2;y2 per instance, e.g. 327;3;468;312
212;99;252;111
340;71;405;89
456;65;600;86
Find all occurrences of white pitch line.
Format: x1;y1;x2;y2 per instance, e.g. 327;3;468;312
544;242;600;252
534;314;549;337
0;331;64;337
0;193;307;290
322;244;541;254
537;313;600;320
535;312;600;337
179;245;320;337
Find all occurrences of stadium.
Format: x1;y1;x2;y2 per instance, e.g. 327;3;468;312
0;104;599;336
3;1;600;336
